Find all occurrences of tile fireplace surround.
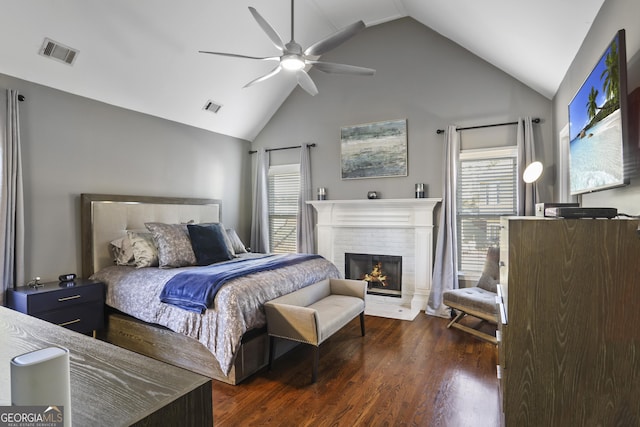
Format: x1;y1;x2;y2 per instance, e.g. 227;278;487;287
308;198;441;320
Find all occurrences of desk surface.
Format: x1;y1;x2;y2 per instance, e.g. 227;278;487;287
0;306;212;426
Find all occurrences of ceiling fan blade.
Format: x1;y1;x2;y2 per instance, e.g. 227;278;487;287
296;70;318;96
307;60;375;76
304;21;366;57
244;65;283;88
248;6;286;51
199;51;278;61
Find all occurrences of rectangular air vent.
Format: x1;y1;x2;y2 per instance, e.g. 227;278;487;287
39;38;78;65
203;100;222;114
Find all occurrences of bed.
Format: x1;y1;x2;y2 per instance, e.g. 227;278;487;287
80;193;340;384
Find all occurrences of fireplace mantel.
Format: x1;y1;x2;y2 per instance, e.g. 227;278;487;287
308;198;441;318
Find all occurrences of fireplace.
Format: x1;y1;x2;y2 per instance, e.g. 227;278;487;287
345;253;402;297
309;198;440;318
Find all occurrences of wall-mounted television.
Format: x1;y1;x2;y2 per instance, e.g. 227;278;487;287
568;29;630;195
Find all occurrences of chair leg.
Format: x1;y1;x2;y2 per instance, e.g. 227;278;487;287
311;346;319;383
446;310;498;345
359;312;365;336
447;311;465;329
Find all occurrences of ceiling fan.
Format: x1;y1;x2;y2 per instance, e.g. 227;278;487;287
199;0;375;96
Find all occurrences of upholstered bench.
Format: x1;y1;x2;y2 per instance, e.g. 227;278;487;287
264;278;366;383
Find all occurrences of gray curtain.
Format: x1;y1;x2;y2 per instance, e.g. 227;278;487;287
517;117;537;215
297;144;315;253
250;148;270;253
427;125;459;318
0;90;25;305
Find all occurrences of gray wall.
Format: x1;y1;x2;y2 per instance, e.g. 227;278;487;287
0;73;252;284
253;18;553;202
553;0;640;214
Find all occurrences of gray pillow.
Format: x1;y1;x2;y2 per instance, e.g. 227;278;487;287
476;246;500;293
225;228;248;254
145;222;197;268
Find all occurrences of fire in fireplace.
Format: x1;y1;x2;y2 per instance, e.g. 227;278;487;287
345;253;402;297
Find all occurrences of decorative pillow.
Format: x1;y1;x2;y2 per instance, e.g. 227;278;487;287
127;231;159;268
145;222;197;268
187;223;235;266
476;246;500;293
109;237;135;266
198;222;236;256
225;228;248;254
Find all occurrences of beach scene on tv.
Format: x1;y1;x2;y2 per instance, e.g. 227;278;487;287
568;33;624;195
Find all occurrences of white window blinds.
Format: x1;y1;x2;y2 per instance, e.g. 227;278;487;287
268;164;300;254
457;147;518;275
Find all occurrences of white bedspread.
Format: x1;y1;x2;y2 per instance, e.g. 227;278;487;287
91;254;341;375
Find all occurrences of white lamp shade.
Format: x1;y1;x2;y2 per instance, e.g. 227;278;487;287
523;161;543;184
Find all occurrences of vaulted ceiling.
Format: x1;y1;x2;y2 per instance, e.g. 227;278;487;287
0;0;604;141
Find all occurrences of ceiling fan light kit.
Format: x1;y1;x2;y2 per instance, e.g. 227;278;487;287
281;54;305;71
200;0;375;95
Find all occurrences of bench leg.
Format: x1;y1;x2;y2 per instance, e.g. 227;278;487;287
312;346;319;383
269;336;276;370
360;312;365;336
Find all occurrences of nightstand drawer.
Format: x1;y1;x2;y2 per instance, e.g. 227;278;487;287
26;284;103;314
37;302;104;334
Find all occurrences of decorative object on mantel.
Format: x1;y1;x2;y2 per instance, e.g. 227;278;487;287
415;183;426;198
341;119;408;180
367;191;378;199
317;187;327;200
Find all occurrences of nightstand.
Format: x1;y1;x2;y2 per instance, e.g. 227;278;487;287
7;279;105;335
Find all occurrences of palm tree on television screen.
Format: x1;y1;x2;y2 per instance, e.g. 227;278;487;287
587;87;599;120
601;38;620;105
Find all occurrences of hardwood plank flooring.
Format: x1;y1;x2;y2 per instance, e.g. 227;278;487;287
212;313;500;426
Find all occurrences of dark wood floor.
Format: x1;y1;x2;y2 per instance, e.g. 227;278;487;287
212;313;500;426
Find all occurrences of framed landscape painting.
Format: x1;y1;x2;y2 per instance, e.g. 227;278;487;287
340;119;408;179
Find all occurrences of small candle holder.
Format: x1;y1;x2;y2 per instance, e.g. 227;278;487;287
415;183;425;198
317;187;327;200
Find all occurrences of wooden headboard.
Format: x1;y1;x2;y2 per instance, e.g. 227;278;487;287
80;194;222;278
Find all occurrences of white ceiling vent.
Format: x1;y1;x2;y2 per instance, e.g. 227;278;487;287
39;38;78;65
203;100;222;114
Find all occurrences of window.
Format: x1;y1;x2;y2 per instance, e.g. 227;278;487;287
457;147;518;276
268;164;300;253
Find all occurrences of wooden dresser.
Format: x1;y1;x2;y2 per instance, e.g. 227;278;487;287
497;217;640;426
0;306;213;426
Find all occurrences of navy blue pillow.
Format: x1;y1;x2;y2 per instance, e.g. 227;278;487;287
187;223;235;266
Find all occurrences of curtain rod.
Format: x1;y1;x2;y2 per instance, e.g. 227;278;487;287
436;118;540;134
249;143;316;154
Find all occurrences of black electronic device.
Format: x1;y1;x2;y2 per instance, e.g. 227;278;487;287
535;202;580;217
545;207;618;219
59;273;76;282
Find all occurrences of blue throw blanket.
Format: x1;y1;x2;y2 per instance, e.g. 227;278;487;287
160;254;321;313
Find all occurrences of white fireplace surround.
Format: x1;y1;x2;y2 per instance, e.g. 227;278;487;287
308;198;441;320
